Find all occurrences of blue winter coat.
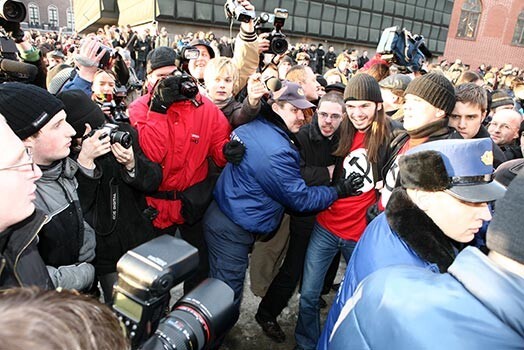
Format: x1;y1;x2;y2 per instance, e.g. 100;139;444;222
328;247;524;349
319;211;440;350
214;116;338;234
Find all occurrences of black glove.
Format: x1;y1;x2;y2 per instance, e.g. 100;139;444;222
223;139;245;165
149;75;184;114
334;172;364;198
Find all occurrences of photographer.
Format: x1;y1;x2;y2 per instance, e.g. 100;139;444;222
57;89;162;302
91;68;128;122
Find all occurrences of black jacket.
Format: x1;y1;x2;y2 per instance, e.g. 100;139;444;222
295;115;339;187
76;123;162;274
0;211;53;289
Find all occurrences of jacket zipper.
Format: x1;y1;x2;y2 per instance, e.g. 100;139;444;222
13;215;49;286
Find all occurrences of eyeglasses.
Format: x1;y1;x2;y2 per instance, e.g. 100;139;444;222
488;121;517;133
318;111;343;121
0;147;36;173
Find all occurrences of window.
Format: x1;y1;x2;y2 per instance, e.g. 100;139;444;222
456;0;481;39
66;8;74;30
512;10;524;46
28;3;39;26
48;5;59;28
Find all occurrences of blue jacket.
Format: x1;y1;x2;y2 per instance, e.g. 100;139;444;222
214;116;338;234
320;188;457;350
328;247;524;350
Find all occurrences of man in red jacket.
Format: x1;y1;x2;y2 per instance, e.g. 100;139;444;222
131;67;231;293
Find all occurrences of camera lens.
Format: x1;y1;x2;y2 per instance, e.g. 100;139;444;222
271;37;288;55
111;131;132;149
140;279;235;350
1;0;26;22
180;81;198;99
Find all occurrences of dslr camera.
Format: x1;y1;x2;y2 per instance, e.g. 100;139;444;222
376;26;432;73
112;235;236;349
84;123;132;149
224;0;256;23
255;8;289;55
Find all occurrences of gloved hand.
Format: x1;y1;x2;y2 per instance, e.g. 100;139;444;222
46;262;95;291
149;75;183;114
334;172;364;198
223;139;246;165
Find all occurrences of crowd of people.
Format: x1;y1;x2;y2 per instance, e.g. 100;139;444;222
1;0;523;349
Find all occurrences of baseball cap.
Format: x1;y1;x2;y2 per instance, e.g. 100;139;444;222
271;81;315;109
401;138;506;203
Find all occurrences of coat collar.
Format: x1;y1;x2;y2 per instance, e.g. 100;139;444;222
385;187;457;272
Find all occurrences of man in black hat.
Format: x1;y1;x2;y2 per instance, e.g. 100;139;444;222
328;158;521;350
0;83;99;291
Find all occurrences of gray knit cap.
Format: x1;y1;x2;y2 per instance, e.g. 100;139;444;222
344;73;383;103
486;170;524;265
404;72;456;115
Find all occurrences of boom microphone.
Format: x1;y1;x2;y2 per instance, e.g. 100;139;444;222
0;58;38;81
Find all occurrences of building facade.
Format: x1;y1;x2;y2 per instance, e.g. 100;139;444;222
19;0;75;31
443;0;524;68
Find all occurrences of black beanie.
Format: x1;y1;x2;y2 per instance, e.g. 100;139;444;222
56;89;106;137
146;46;177;74
344;73;383;103
486;171;524;265
404;72;456;115
0;82;65;139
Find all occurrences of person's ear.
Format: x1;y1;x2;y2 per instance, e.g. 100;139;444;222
435;108;446;119
480;110;487;123
406;189;432;211
271;103;280;114
376;102;383;111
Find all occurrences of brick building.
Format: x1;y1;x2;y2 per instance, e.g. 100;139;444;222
18;0;75;31
443;0;524;69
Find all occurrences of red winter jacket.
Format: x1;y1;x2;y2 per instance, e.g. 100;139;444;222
129;93;231;228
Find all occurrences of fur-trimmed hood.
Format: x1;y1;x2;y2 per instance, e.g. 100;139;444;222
385;187;457;272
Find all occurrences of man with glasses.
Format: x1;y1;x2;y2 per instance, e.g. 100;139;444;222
488;109;523;160
0;83;98;292
255;93;346;343
0;115;53;289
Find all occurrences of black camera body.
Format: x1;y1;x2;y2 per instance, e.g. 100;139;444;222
84;123;132;149
224;0;256;23
376;26;432;73
112;235;236;350
255;8;289;55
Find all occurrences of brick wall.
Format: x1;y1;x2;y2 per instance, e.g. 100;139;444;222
443;0;524;69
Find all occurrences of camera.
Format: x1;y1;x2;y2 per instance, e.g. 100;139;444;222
112;235;236;349
84;123;132;149
97;44;116;69
224;0;256;23
376;26;432;73
0;0;26;23
255;8;289;55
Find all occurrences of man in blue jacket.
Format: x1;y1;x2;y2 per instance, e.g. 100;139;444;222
319;138;506;349
328;169;524;350
203;82;364;323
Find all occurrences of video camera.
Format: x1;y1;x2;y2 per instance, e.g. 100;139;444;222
111;235;236;349
255;8;289;55
224;0;256;23
376;26;432;73
0;0;38;82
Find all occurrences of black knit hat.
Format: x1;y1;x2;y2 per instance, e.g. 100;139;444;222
490;89;514;110
486;171;524;265
344;73;383;103
0;82;65;139
404;72;456;115
56;89;106;138
146;46;177;74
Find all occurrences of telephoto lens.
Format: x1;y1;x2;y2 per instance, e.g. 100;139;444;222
140;278;236;350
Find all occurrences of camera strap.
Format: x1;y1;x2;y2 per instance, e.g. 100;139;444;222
149;190;179;201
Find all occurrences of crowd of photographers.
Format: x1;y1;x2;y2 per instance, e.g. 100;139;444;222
1;0;524;349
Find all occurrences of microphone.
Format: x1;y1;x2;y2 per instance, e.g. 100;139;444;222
0;58;39;81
